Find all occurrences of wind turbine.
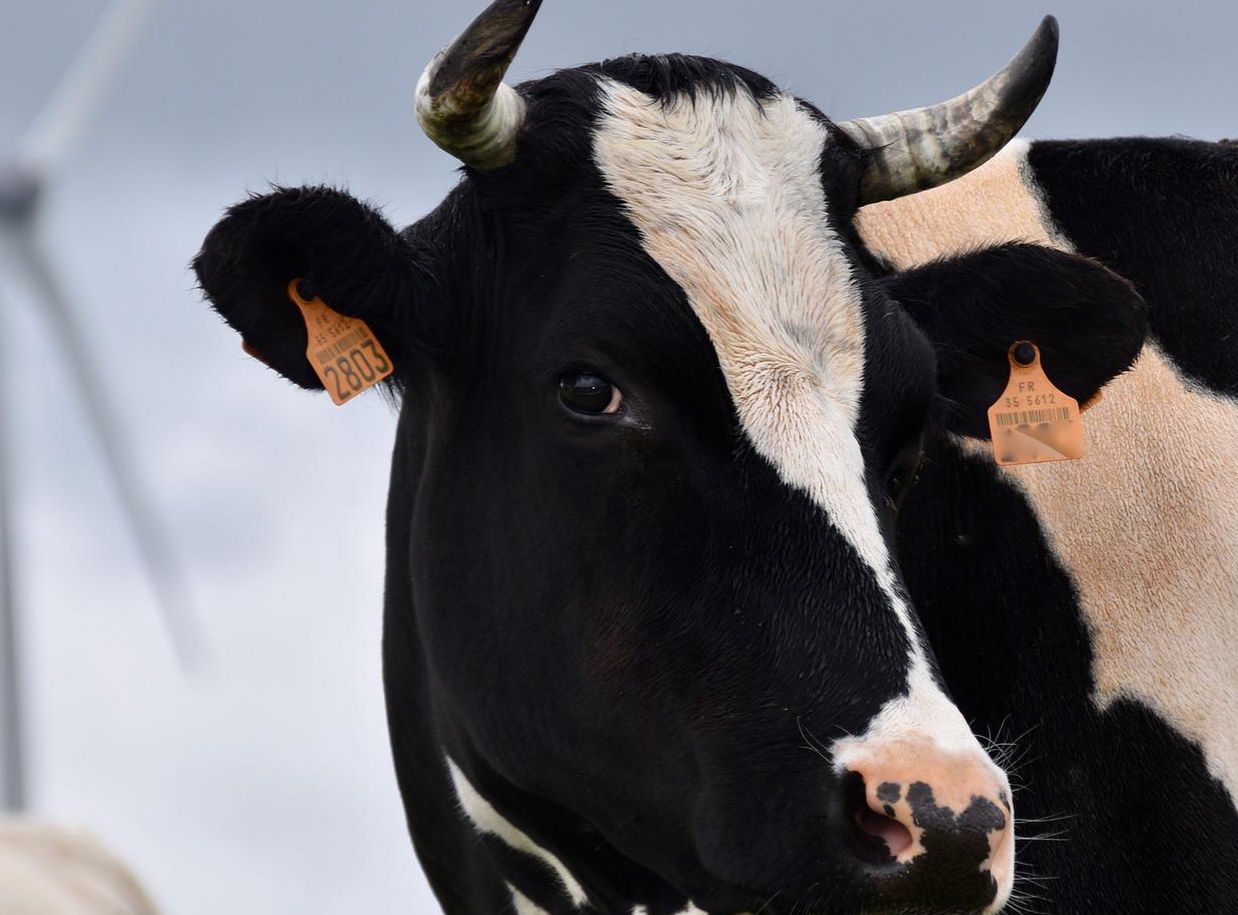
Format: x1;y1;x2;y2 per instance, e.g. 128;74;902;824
0;0;204;813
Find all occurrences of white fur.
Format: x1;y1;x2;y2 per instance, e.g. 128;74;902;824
447;757;590;908
592;79;995;768
508;884;551;915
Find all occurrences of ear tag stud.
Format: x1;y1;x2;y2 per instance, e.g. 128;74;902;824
288;279;394;405
986;341;1085;466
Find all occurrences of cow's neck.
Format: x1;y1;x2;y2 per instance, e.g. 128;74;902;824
443;749;702;914
855;138;1238;799
854;138;1238;906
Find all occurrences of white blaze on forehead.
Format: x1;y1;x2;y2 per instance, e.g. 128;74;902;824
448;758;590;908
592;79;990;766
593;80;874;555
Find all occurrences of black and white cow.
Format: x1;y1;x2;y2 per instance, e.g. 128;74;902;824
192;2;1149;912
857;138;1238;911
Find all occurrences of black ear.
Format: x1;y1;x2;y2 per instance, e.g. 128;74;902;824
192;185;427;390
882;243;1148;439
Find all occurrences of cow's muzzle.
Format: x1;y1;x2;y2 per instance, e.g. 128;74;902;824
841;740;1015;913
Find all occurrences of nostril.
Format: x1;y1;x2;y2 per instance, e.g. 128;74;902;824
842;773;916;865
855;805;913;857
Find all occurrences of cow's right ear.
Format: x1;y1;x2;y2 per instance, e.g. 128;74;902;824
193;186;427;391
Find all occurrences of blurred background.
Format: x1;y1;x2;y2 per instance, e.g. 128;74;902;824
0;0;1235;912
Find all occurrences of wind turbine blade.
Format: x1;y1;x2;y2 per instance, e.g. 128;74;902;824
16;0;160;177
0;283;28;812
9;227;206;671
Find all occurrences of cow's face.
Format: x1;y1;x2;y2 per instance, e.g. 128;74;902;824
193;6;1146;914
414;66;999;910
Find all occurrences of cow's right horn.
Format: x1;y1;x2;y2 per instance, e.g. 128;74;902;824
415;0;543;171
838;16;1059;204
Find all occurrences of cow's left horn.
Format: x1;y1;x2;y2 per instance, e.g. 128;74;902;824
415;0;543;171
839;15;1059;204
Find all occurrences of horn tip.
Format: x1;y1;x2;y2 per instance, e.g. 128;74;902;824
1031;15;1061;64
416;0;543;169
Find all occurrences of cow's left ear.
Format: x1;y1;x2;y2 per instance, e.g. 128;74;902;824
882;243;1148;439
193;185;431;391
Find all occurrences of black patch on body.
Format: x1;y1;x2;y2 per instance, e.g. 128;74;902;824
1028;138;1238;398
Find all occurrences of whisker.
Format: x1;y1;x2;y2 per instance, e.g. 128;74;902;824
1018;829;1070;842
1015;817;1074;832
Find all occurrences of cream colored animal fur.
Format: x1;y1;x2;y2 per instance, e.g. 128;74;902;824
0;820;160;915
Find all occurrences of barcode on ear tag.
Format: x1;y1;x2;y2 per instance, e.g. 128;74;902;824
986;341;1085;466
288;279;394;405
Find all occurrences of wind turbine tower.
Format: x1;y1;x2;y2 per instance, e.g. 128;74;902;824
0;0;201;812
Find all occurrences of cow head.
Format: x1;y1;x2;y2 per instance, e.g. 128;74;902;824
193;3;1145;912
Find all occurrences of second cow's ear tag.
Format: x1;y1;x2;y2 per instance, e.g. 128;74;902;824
987;341;1085;466
288;279;394;405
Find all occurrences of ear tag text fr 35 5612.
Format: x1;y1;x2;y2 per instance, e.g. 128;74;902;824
288;279;394;405
986;341;1085;466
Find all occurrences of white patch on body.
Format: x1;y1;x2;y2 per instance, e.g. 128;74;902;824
856;139;1066;266
448;758;589;908
857;139;1238;801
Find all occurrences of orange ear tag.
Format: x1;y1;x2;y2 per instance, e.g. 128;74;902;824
288;279;394;405
986;341;1085;466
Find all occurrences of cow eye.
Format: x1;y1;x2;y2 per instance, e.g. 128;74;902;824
885;443;925;510
559;372;623;415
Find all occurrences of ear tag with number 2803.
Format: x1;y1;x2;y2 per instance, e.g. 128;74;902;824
288;279;394;405
986;341;1085;466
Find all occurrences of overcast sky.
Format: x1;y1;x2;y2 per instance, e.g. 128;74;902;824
2;1;1236;913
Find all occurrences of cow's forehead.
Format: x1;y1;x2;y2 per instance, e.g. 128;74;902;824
592;79;882;573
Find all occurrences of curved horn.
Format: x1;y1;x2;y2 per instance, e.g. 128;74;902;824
415;0;543;171
839;15;1059;204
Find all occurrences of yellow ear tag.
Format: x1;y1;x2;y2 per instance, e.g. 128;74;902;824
288;279;394;405
987;341;1085;466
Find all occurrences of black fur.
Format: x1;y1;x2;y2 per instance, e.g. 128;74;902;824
884;243;1147;439
192;185;435;391
1028;138;1238;397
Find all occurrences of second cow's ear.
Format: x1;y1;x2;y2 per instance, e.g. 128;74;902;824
882;243;1148;439
192;185;429;391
